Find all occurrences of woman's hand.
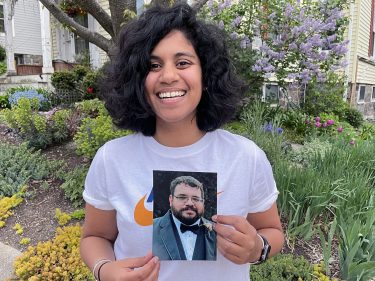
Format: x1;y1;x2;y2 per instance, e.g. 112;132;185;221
99;253;160;281
212;215;262;264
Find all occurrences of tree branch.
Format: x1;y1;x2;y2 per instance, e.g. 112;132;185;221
192;0;208;12
75;0;114;38
39;0;112;53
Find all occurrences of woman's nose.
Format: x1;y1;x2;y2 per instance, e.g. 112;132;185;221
159;64;178;84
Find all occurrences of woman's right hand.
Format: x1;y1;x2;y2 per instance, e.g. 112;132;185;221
99;253;160;281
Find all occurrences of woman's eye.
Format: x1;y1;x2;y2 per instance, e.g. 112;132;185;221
177;61;190;67
150;63;161;70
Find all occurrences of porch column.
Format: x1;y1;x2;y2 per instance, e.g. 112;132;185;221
3;0;16;76
39;2;54;74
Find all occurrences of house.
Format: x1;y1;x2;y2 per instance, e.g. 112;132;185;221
345;0;375;119
0;0;147;84
1;0;44;76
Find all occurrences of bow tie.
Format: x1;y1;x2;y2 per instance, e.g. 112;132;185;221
180;223;200;234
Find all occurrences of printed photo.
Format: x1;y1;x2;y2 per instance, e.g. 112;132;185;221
152;170;217;261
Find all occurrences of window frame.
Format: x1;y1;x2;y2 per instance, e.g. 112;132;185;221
371;86;375;102
263;83;280;105
357;85;366;103
0;3;5;34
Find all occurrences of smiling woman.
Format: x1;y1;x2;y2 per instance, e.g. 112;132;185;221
145;30;203;141
80;3;284;281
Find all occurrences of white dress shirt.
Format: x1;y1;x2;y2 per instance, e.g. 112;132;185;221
172;214;200;260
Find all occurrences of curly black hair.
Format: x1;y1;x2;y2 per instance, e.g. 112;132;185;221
101;3;245;136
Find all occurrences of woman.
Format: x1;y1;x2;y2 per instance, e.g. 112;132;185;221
80;3;284;281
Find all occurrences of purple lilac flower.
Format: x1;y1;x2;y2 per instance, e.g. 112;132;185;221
269;12;276;20
218;20;224;30
277;127;284;134
349;139;355;145
230;32;239;39
252;64;262;72
322;122;328;128
285;3;294;17
317;72;326;82
315;116;321;122
231;16;242;27
315;122;322;128
263;65;275;72
327;34;337;43
289;42;298;50
240;36;250;49
327;119;334;125
337;126;343;133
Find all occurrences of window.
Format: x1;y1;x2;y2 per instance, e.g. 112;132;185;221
263;84;279;104
74;15;90;63
357;85;366;103
0;4;4;33
372;86;375;102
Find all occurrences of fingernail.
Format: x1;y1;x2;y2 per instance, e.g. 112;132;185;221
212;215;217;222
152;256;159;263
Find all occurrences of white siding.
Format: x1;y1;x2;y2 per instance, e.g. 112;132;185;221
98;0;110;65
356;0;372;58
12;0;42;55
346;0;375;84
357;60;375;84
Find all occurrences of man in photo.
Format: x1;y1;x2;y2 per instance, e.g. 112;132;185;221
153;175;216;261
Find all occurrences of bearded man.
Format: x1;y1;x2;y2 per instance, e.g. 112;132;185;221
153;176;216;260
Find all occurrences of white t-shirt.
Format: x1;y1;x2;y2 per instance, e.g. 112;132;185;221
83;129;278;281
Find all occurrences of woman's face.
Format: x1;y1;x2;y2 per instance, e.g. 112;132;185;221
145;30;202;129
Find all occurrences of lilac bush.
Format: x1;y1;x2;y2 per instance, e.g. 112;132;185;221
203;0;350;101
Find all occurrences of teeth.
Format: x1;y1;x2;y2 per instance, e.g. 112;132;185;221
158;91;185;99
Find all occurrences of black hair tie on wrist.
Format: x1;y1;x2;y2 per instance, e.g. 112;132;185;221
97;260;110;281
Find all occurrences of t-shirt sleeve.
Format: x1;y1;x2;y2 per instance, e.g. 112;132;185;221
83;145;114;210
248;147;279;213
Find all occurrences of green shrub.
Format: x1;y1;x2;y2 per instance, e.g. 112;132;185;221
288;138;332;167
3;99;74;149
82;70;102;99
359;122;375;140
0;93;10;109
75;98;106;118
51;71;77;90
59;166;88;208
0;45;6;61
250;254;313;281
240;101;286;165
302;72;348;118
3;97;51;149
74;114;131;159
343;107;364;128
50;109;71;143
14;224;94;280
0;142;62;197
72;65;90;81
0;61;6;75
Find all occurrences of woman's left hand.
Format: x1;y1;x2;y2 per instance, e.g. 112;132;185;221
212;215;262;264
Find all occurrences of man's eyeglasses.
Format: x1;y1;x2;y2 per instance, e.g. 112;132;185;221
173;195;204;203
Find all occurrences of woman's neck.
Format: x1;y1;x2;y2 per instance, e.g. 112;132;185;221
153;120;205;147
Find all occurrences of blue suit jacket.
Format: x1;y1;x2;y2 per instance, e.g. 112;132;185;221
153;210;216;260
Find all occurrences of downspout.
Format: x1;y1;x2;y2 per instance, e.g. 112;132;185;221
350;0;362;107
345;1;355;102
